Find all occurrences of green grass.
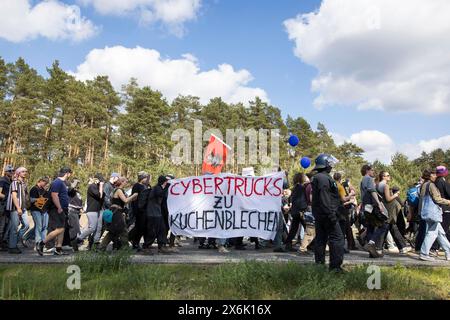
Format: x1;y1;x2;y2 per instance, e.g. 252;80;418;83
0;253;449;300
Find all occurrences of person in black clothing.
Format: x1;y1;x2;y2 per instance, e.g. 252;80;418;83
144;176;170;254
435;166;450;242
0;165;14;251
128;171;150;250
284;173;309;252
78;173;104;249
311;154;345;272
99;177;138;251
67;179;83;251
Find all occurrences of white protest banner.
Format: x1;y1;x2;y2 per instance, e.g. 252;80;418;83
168;172;284;240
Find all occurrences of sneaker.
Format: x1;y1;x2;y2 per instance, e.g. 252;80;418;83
8;247;22;254
400;246;412;254
54;248;68;256
36;241;45;256
71;240;79;252
419;254;435;261
218;246;229;253
365;242;380;258
387;247;398;254
429;250;439;257
43;247;53;254
20;238;29;248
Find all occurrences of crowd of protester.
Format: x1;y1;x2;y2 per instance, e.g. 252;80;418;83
0;159;449;269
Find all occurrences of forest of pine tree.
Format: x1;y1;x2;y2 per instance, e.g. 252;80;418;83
1;57;449;197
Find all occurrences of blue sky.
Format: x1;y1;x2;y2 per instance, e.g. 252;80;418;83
1;0;449;163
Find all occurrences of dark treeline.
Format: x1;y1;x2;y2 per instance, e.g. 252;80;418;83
1;57;449;197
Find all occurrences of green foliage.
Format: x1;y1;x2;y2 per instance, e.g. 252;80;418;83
0;56;448;195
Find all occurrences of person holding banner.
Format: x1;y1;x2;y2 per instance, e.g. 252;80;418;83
311;154;345;272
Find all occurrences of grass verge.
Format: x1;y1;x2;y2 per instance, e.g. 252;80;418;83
0;253;448;300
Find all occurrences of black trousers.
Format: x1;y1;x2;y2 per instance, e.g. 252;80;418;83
384;223;407;249
144;216;167;248
338;214;355;250
285;214;302;245
314;215;344;270
129;212;148;247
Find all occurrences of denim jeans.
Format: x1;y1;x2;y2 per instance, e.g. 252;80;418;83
420;221;450;256
18;211;30;242
31;211;49;244
8;211;21;249
273;212;285;249
79;211;103;242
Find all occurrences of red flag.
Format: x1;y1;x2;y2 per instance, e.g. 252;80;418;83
202;134;231;175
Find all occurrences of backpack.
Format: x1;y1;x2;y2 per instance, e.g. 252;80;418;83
137;188;152;211
407;186;420;208
107;207;126;234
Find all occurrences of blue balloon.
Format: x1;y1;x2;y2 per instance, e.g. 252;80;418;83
300;157;311;169
288;135;299;147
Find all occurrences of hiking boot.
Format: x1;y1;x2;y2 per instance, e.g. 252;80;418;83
8;247;22;254
365;242;380;258
419;254;435;262
218;246;230;253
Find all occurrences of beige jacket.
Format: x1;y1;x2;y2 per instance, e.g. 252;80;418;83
418;181;450;217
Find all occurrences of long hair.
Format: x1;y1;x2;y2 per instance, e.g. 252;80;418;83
293;173;307;185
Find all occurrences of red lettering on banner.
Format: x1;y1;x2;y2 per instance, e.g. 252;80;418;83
272;178;283;196
234;177;245;196
170;182;181;195
181;180;191;195
214;177;224;195
224;176;233;194
244;177;253;197
254;177;264;196
192;178;202;194
203;177;213;195
263;178;273;196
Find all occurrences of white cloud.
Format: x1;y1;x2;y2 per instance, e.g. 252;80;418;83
71;45;269;105
284;0;450;114
334;130;450;163
0;0;98;42
79;0;201;36
349;130;395;163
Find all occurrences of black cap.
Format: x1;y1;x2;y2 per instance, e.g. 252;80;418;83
158;175;169;185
